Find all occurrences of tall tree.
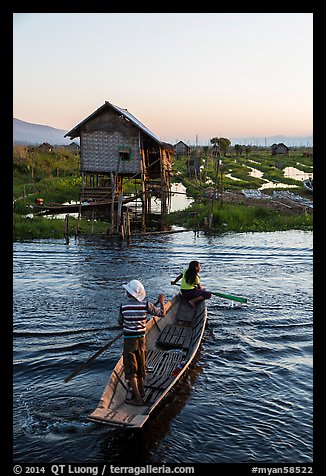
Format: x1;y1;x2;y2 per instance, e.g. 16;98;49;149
210;137;231;156
218;137;231;156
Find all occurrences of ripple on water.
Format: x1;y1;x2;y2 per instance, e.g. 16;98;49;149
13;231;313;463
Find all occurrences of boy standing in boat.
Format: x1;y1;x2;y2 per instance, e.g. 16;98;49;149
118;279;167;406
171;260;212;307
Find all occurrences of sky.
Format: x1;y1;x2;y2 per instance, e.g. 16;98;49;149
13;13;313;145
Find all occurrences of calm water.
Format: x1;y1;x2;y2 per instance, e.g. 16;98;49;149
13;229;313;465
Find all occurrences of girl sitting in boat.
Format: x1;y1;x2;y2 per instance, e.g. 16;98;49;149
171;260;212;307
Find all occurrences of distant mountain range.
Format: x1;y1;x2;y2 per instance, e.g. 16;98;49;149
13;118;77;146
13;117;313;148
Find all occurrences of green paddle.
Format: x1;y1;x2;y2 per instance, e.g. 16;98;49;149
172;283;247;303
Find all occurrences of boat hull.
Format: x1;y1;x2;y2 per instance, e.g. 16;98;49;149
88;294;207;429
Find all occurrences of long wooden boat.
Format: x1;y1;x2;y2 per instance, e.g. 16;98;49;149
88;293;207;429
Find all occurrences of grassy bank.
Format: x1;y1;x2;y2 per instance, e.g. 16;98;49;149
164;201;312;233
12;145;110;241
13;214;111;241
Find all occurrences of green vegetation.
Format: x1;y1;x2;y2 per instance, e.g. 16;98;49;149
168;146;313;233
164;201;313;233
172;147;313;191
13;145;81;202
13;145;111;241
13;144;313;241
13;213;109;241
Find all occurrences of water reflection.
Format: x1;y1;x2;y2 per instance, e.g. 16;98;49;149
248;165;313;190
147;183;193;213
283;166;313;181
169;183;194;212
13;231;313;464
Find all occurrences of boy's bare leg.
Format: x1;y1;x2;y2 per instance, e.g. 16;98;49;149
126;377;143;405
137;377;145;397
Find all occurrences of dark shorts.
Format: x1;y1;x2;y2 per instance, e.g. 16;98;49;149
123;336;146;380
181;288;212;300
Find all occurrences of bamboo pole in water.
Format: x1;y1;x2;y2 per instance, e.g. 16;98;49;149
64;214;69;244
111;172;115;233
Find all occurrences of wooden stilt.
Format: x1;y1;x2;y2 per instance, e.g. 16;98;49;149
75;201;82;238
117;193;123;234
111;172;115;232
126;208;131;237
140;152;147;232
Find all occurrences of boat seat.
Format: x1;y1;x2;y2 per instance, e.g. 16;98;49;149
156;324;192;350
176;298;196;324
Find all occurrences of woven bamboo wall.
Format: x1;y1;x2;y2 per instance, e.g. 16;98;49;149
81;130;140;174
80;110;141;174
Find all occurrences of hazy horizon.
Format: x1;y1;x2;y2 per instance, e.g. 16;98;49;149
13;117;313;147
13;13;313;144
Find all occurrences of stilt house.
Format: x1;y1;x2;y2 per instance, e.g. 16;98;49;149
65;101;174;231
271;143;289;156
174;140;190;157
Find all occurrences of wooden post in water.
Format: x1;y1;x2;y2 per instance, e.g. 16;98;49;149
119;219;125;239
91;209;95;234
126;207;131;237
64;214;69;244
75;201;82;238
111;172;116;233
117;193;123;234
141;176;147;233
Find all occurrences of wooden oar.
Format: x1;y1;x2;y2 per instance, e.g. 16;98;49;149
64;300;162;384
173;283;247;303
64;331;123;383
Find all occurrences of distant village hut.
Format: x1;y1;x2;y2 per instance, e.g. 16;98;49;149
271;143;289;156
64;101;174;232
174;140;190;157
38;142;53;152
66;142;80;153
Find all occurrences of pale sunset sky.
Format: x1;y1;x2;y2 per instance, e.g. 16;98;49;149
13;13;313;145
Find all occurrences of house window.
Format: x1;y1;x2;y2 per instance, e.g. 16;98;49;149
119;146;132;161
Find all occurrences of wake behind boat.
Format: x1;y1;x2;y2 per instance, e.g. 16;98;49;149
88;293;207;429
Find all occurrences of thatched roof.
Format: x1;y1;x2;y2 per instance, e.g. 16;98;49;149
65;101;161;144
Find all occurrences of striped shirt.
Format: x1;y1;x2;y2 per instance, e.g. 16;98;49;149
119;298;164;338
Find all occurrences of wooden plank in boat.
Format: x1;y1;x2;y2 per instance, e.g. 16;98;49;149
156;325;192;350
146;349;184;374
124;350;185;405
182;331;192;349
89;407;149;428
144;389;160;405
176;299;196;323
144;350;185;388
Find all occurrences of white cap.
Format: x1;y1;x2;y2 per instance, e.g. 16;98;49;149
122;279;146;302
